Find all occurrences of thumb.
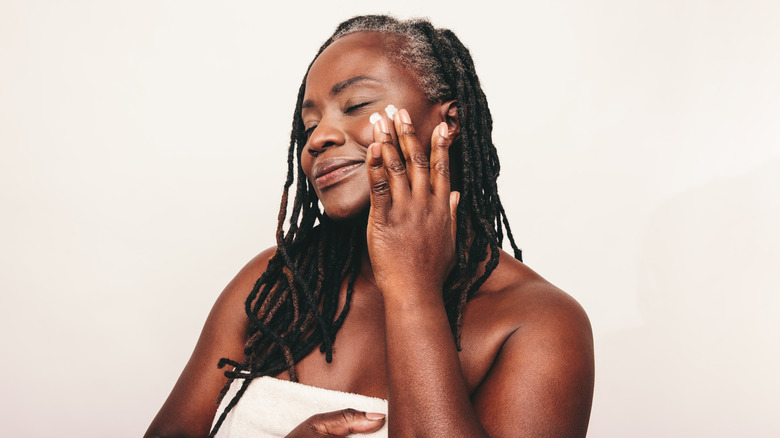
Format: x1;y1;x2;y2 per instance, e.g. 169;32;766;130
305;408;386;436
450;191;460;244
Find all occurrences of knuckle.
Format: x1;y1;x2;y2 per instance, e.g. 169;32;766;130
341;409;359;434
433;160;450;177
371;179;391;195
435;140;451;151
410;153;430;169
401;123;416;136
341;408;359;419
385;159;407;175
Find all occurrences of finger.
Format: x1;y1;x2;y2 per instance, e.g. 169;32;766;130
450;191;460;245
375;118;411;202
430;121;452;199
372;113;399;149
366;142;391;219
394;109;431;197
307;409;386;436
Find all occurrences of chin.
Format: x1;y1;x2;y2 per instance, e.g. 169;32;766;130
322;204;370;222
317;187;371;223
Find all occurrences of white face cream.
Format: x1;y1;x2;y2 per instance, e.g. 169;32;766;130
369;104;399;126
384;104;399;120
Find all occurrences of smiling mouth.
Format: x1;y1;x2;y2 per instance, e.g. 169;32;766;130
314;159;364;189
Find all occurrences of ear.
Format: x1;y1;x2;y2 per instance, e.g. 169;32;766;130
438;100;461;140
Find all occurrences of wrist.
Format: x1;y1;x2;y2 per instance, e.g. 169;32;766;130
381;284;445;312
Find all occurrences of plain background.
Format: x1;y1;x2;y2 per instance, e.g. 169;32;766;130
2;1;778;436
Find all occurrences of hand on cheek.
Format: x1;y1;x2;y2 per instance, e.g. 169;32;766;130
365;108;460;302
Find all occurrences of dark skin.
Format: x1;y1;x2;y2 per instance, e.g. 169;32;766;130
146;32;594;438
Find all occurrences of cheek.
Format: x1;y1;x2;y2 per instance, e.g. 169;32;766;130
300;150;314;181
408;113;436;155
398;95;439;151
348;117;376;147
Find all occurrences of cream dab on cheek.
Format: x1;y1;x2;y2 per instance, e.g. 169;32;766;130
384;104;398;120
369;104;399;126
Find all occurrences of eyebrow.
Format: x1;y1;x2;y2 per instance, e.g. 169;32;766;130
302;75;384;110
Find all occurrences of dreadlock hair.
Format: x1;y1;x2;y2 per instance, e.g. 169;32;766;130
209;14;522;436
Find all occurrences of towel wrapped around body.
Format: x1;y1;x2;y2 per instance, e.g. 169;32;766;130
212;376;388;437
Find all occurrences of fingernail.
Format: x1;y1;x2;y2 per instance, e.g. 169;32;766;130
438;122;449;139
366;412;386;421
399;109;411;124
371;143;382;158
378;118;391;135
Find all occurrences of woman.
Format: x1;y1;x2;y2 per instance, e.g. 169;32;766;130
145;15;594;438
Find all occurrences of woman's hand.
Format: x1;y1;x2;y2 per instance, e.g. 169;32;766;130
285;409;386;437
363;109;491;437
365;109;459;301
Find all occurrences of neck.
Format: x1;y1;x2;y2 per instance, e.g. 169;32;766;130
319;210;378;287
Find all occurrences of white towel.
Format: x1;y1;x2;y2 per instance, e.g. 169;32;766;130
213;376;388;437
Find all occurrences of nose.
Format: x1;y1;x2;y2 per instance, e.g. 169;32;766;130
307;119;346;154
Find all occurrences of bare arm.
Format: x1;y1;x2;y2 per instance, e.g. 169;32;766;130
144;248;276;438
383;292;487;436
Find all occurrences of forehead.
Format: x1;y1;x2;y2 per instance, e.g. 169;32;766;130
304;32;418;99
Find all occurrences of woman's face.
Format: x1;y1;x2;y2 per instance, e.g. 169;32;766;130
300;31;445;220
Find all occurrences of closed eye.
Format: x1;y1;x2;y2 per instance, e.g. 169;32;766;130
304;125;317;139
345;101;373;114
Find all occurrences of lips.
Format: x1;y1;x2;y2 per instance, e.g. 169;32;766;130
313;157;364;189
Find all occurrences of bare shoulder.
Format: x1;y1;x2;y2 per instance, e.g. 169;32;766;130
197;246;278;339
216;246;278;308
468;250;591;339
144;246;278;438
467;250;594;437
502;250;588;329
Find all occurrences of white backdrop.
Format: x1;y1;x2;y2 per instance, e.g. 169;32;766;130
1;1;778;437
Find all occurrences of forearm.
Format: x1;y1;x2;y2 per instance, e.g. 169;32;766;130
383;290;488;438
